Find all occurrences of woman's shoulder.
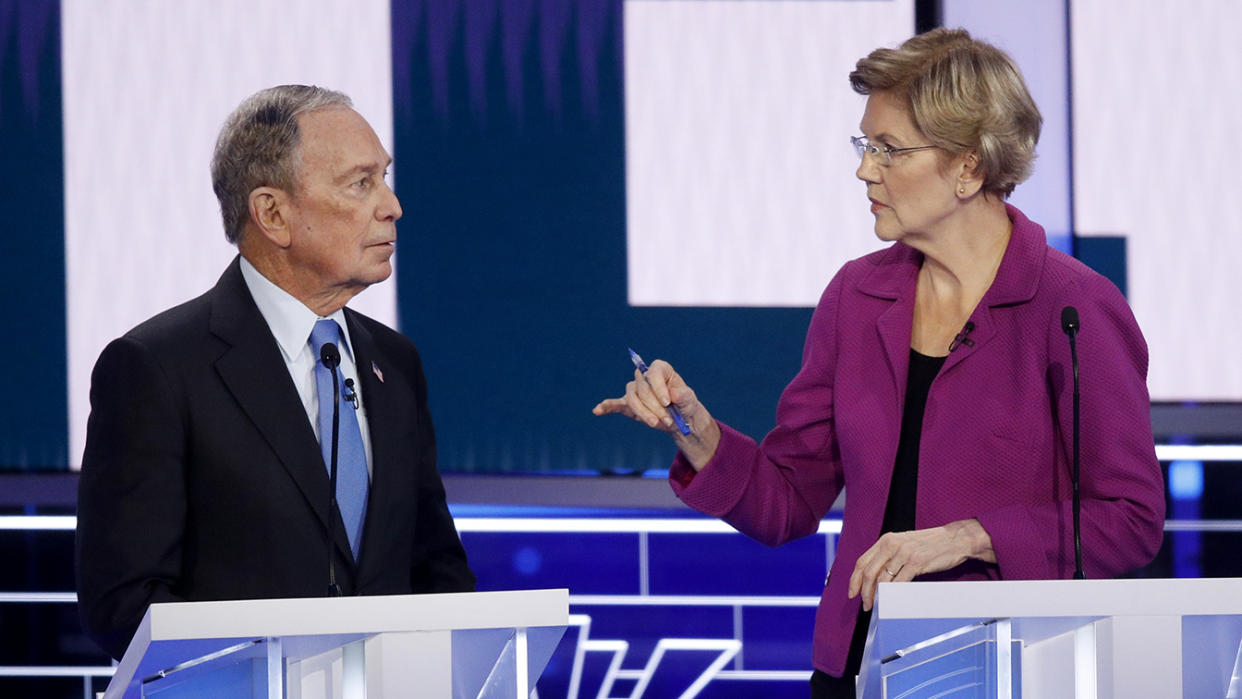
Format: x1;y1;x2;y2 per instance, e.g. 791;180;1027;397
830;243;918;294
1039;245;1128;308
803;244;918;323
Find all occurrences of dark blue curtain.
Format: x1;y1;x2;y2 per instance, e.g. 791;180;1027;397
0;0;66;470
391;0;811;473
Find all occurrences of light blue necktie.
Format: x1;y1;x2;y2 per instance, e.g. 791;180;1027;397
310;319;369;560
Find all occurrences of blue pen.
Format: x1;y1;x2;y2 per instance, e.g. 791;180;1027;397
628;348;692;436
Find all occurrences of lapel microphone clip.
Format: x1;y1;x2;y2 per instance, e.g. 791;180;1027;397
949;321;977;353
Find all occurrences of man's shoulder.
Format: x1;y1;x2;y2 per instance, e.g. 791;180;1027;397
88;284;227;398
344;308;420;357
122;288;217;350
120;260;252;352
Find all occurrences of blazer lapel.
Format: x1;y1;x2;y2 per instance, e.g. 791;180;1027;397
940;205;1045;377
939;304;995;376
207;259;350;558
858;244;920;406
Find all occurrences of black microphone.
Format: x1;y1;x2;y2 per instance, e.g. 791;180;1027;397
343;378;359;410
320;342;344;596
1060;306;1085;580
949;321;976;352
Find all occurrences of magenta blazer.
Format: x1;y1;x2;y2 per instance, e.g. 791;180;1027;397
669;205;1166;675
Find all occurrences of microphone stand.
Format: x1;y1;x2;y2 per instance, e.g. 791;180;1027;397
321;343;343;596
1061;307;1085;580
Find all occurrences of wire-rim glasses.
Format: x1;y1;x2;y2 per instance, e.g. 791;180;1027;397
851;136;938;166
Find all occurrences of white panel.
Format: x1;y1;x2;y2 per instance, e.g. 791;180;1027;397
624;0;914;307
1072;1;1242;400
365;631;453;698
942;0;1072;240
1101;616;1183;699
1019;627;1080;699
64;0;396;467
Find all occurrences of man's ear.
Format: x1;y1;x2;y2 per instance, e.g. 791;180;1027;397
248;187;293;248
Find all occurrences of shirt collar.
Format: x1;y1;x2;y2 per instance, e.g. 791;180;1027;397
239;256;355;362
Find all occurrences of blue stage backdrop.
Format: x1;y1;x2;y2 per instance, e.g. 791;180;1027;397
0;0;67;470
392;0;813;474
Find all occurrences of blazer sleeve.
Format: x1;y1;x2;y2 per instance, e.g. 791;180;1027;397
407;359;476;593
976;275;1166;579
76;337;189;660
669;272;847;547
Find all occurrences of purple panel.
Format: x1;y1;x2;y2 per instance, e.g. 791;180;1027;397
500;0;535;120
740;605;817;671
698;678;810;699
568;603;735;668
537;0;571;120
642;648;741;696
647;532;829;596
575;0;609;121
459;531;640;594
463;0;499;122
390;0;422;121
424;0;460;119
393;0;616;127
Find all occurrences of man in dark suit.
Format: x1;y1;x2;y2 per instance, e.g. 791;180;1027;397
76;85;475;660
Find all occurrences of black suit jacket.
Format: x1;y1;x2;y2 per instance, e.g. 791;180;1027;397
76;258;475;659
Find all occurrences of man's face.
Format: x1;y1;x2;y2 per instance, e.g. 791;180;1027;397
283;107;402;300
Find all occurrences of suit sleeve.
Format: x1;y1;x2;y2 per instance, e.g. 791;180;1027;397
407;360;476;593
669;272;847;547
976;276;1166;579
76;337;189;659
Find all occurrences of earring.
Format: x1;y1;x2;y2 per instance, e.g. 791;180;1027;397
958;186;966;194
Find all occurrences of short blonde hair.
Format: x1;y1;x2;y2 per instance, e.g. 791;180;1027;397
850;28;1041;198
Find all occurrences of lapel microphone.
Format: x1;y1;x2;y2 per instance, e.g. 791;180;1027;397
344;378;359;410
949;321;976;353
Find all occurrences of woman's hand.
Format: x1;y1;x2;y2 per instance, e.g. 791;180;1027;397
592;359;721;470
848;519;996;611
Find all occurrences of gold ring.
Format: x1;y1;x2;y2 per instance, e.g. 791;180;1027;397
885;567;897;577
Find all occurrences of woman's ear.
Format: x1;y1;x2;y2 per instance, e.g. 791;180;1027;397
956;152;984;199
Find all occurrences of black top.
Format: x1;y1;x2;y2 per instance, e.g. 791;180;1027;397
840;348;946;679
880;349;947;534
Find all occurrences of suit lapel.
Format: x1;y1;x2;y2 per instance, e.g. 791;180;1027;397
207;259;351;558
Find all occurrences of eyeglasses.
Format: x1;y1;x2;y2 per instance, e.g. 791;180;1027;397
851;136;938;166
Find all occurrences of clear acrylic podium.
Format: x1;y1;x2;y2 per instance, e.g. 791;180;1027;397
858;578;1242;698
102;589;568;698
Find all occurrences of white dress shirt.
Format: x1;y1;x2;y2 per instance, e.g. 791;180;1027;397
239;256;374;475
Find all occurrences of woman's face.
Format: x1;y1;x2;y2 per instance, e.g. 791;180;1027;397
855;91;962;244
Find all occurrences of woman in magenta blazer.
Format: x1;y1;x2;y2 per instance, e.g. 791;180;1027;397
595;28;1165;697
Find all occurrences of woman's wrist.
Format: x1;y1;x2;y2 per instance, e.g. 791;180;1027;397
948;518;997;564
674;414;721;472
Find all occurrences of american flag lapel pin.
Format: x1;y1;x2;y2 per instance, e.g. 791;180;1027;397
371;361;384;383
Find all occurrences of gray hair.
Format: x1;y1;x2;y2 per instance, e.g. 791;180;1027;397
211;85;353;243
